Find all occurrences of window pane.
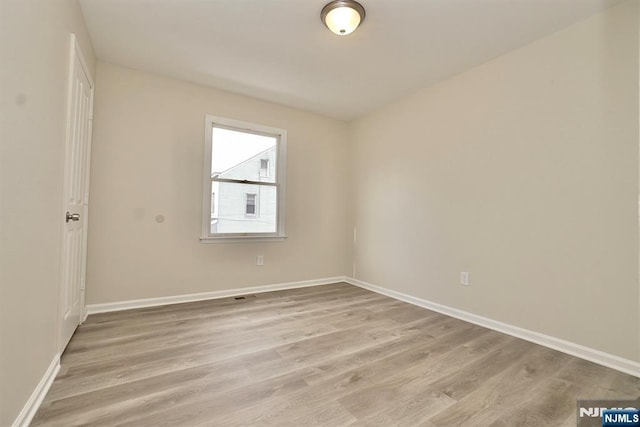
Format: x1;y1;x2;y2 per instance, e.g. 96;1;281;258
211;182;277;234
212;127;277;183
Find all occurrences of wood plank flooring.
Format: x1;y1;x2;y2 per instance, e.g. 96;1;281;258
32;283;640;426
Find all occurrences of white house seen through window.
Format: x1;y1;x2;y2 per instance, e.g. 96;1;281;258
201;115;287;241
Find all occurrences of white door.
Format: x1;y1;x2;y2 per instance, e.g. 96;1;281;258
59;34;94;352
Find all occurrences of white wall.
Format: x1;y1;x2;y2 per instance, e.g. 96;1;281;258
0;1;96;425
351;0;639;361
86;63;352;304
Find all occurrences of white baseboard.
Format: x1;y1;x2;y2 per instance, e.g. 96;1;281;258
86;276;348;315
84;274;640;378
12;354;60;427
18;277;637;427
346;277;640;378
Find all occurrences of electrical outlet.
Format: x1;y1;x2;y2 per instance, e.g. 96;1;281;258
460;272;469;286
257;255;264;266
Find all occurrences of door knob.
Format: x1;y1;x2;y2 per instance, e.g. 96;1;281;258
66;212;80;223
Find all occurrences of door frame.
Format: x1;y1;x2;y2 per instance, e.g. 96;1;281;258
57;33;94;353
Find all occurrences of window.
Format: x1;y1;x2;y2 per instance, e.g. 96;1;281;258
260;159;269;177
245;193;257;216
201;115;287;242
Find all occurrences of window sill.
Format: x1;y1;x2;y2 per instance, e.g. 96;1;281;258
200;235;287;244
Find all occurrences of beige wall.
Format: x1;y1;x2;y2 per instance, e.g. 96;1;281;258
0;0;96;425
86;63;352;304
351;0;639;361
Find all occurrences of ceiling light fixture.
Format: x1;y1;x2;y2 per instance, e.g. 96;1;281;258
321;0;366;36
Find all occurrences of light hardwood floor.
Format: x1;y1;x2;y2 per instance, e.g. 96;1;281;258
33;283;640;426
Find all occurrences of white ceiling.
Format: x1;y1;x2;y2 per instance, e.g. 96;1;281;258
79;0;624;121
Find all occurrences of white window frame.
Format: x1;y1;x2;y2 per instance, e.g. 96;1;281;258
201;115;287;243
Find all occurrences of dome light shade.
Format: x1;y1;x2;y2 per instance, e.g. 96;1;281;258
321;0;365;36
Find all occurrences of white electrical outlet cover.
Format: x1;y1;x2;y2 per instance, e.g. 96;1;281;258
460;272;469;286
